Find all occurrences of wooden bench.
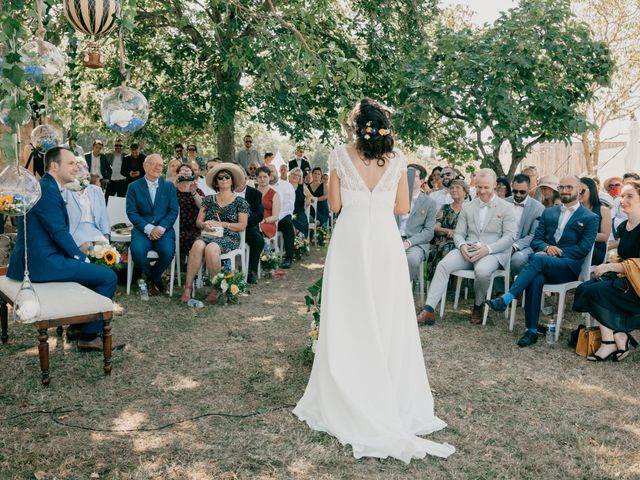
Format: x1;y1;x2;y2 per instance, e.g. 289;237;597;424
0;269;114;386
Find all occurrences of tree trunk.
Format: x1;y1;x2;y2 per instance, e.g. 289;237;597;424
489;146;505;177
216;120;235;163
582;131;594;175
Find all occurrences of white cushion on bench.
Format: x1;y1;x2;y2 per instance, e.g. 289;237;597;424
0;277;113;321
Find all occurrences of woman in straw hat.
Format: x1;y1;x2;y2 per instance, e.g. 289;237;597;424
181;163;249;303
536;175;561;208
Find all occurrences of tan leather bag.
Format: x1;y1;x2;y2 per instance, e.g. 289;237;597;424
576;327;602;357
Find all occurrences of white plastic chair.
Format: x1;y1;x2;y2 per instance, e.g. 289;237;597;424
106;196;131;244
126;215;180;296
439;254;511;325
509;246;594;340
194;231;247;290
411;260;426;305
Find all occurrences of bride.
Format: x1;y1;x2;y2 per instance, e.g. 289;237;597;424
293;99;455;462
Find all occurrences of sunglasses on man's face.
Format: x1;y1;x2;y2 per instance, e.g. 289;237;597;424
188;148;196;152
439;172;454;178
244;140;252;144
217;175;231;181
512;189;528;195
115;144;123;148
176;149;183;154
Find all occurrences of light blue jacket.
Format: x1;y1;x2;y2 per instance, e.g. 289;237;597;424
64;185;111;241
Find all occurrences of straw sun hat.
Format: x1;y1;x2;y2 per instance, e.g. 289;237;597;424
205;162;245;189
538;175;559;192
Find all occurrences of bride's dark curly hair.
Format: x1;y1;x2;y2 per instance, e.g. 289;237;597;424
349;98;395;166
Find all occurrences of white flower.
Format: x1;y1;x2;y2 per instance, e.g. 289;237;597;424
109;109;134;128
310;320;316;329
364;134;371;140
15;300;40;323
221;279;228;293
311;339;318;353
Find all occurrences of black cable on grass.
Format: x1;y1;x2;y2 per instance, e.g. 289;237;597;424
3;404;296;433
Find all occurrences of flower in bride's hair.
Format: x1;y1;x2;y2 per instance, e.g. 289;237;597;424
365;126;373;133
379;128;387;135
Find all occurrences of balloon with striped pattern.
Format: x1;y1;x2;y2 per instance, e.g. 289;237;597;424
63;0;120;38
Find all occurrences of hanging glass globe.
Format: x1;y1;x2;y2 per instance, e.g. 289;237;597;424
0;98;32;127
0;165;42;216
19;38;66;86
13;274;41;324
30;124;61;153
101;86;149;133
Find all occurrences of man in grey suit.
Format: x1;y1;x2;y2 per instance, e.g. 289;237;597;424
417;168;518;325
399;165;437;281
505;173;545;274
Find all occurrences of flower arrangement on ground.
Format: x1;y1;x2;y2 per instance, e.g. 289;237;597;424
212;270;248;304
304;276;323;356
315;226;330;246
260;244;280;278
294;234;310;259
87;244;124;270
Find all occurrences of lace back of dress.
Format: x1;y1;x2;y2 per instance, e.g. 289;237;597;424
328;146;407;193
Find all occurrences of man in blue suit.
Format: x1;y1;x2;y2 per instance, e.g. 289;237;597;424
8;147;117;351
486;175;598;347
126;154;178;295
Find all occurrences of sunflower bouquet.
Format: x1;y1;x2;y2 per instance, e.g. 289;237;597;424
87;244;124;270
294;234;310;259
315;226;330;246
212;269;248;304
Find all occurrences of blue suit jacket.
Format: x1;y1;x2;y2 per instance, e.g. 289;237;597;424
8;173;87;281
530;204;599;275
125;176;179;241
64;185;111;242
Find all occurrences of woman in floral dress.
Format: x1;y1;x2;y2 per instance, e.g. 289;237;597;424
181;163;249;303
174;163;204;255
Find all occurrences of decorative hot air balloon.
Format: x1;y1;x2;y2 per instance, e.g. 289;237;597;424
63;0;121;69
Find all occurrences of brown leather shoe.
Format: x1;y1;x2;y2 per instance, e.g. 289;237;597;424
77;337;104;352
417;308;436;326
470;304;484;325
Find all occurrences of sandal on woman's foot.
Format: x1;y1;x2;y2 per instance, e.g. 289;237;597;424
587;340;619;362
180;285;193;303
205;290;219;303
614;332;638;361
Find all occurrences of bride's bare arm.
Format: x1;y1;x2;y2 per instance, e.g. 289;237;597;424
329;169;342;213
394;170;409;215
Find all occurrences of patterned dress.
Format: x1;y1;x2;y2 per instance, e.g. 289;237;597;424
426;203;462;280
198;195;250;254
177;188;204;254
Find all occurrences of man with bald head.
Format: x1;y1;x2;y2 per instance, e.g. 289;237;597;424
126;154;179;295
487;175;599;347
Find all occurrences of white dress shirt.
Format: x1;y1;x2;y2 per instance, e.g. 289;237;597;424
110;153;125;181
477;195;495;231
511;196;528;249
143;177;165;236
197;177;216;197
91;154;102;178
554;203;579;243
272;179;295;219
399;192;420;237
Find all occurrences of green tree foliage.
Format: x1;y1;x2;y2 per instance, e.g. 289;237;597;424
402;0;613;176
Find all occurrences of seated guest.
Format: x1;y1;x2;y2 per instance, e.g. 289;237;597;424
288;167;315;238
182;163;249;302
279;163;289;182
573;180;640;361
126;154;179;295
496;176;511;199
506;174;545;275
165;158;182;183
175;163;204;255
268;164;295;268
172;143;185;163
192;160;216;196
263;152;274;166
399;164;437;282
426;179;468;281
418;169;517;325
64;158;111;251
604;176;624;199
247;161;259;182
308;167;329;228
122;143;146;186
486;175;599;347
579;176;611;265
8;147;117;351
429;166;456;209
256;166;281;238
427;166;443;193
537;175;560;208
235;168;264;284
611;172;640;235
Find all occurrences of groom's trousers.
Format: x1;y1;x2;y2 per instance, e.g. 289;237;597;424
425;249;500;308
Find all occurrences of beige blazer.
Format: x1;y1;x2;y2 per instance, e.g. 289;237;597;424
453;196;518;268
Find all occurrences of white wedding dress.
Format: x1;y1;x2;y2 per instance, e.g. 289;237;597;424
293;145;455;463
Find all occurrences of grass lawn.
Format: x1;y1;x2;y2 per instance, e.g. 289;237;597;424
1;246;639;479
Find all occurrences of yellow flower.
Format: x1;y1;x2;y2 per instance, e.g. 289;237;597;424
365;126;372;133
309;328;319;338
378;128;387;135
230;284;240;295
261;255;268;261
103;251;116;266
224;273;234;279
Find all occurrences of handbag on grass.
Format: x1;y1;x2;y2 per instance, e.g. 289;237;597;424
575;325;602;357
